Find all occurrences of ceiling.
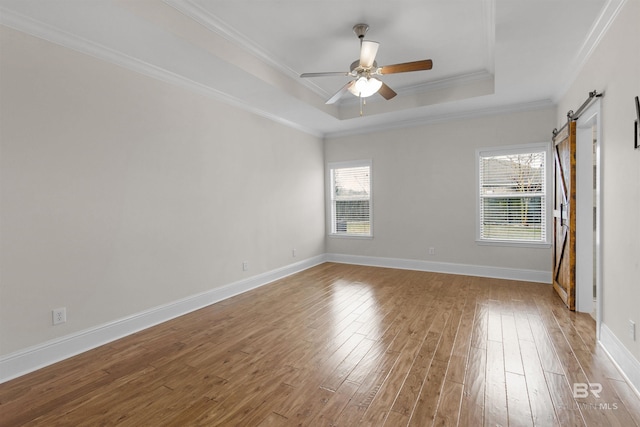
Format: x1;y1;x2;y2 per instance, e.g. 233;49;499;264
0;0;622;137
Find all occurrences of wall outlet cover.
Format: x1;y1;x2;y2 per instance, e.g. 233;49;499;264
53;308;67;325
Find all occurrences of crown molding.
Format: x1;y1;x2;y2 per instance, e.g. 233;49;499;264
325;98;555;139
164;1;499;103
0;7;323;138
554;0;627;101
408;70;493;94
163;0;328;97
163;0;294;77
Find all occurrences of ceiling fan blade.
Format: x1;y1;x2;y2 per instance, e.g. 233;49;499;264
359;40;379;68
300;72;350;78
326;81;355;104
378;82;397;100
378;59;433;74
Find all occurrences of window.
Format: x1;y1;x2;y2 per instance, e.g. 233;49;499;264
328;160;372;237
477;144;550;245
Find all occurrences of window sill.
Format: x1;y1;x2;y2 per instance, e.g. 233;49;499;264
476;239;551;249
329;233;373;240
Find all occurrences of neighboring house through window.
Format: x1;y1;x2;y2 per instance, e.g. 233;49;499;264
328;160;372;237
477;143;550;246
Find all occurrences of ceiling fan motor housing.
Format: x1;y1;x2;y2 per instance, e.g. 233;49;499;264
350;60;377;73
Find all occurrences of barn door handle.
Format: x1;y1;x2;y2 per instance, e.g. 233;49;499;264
560;203;564;226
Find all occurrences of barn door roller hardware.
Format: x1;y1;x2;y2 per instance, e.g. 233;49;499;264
553;90;602;136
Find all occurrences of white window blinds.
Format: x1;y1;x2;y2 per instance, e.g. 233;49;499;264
329;162;371;236
478;147;547;243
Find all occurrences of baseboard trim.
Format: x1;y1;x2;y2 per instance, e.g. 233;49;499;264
325;253;551;283
0;255;326;384
599;323;640;398
0;253;553;383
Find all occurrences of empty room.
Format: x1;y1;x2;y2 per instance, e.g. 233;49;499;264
1;0;639;425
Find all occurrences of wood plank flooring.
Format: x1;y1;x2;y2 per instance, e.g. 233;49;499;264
1;263;639;426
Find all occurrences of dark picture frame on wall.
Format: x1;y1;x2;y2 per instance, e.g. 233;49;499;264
635;96;639;149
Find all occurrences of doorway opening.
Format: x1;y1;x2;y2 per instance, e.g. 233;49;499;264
575;100;601;334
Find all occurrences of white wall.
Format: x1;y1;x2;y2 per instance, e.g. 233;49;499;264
325;107;556;276
0;27;326;356
557;0;640;369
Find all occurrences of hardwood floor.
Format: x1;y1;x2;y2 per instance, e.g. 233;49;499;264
1;263;639;426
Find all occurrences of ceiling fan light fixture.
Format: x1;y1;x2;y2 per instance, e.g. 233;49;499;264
300;24;432;105
348;76;382;98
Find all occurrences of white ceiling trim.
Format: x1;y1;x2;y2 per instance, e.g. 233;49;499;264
163;0;330;97
3;2;614;140
408;70;494;94
0;7;323;138
554;0;626;101
164;0;498;104
324;99;555;139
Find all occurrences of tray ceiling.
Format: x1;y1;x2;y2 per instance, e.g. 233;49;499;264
0;0;620;137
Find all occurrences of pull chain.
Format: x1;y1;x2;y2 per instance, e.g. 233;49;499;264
359;94;367;116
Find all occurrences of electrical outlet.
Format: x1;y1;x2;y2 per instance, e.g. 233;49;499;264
242;261;249;271
629;320;636;341
292;248;297;258
428;247;435;255
52;307;66;325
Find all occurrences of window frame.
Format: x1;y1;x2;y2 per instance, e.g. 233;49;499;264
475;143;552;248
327;159;373;239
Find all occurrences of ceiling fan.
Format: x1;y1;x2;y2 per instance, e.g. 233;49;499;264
301;24;433;105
